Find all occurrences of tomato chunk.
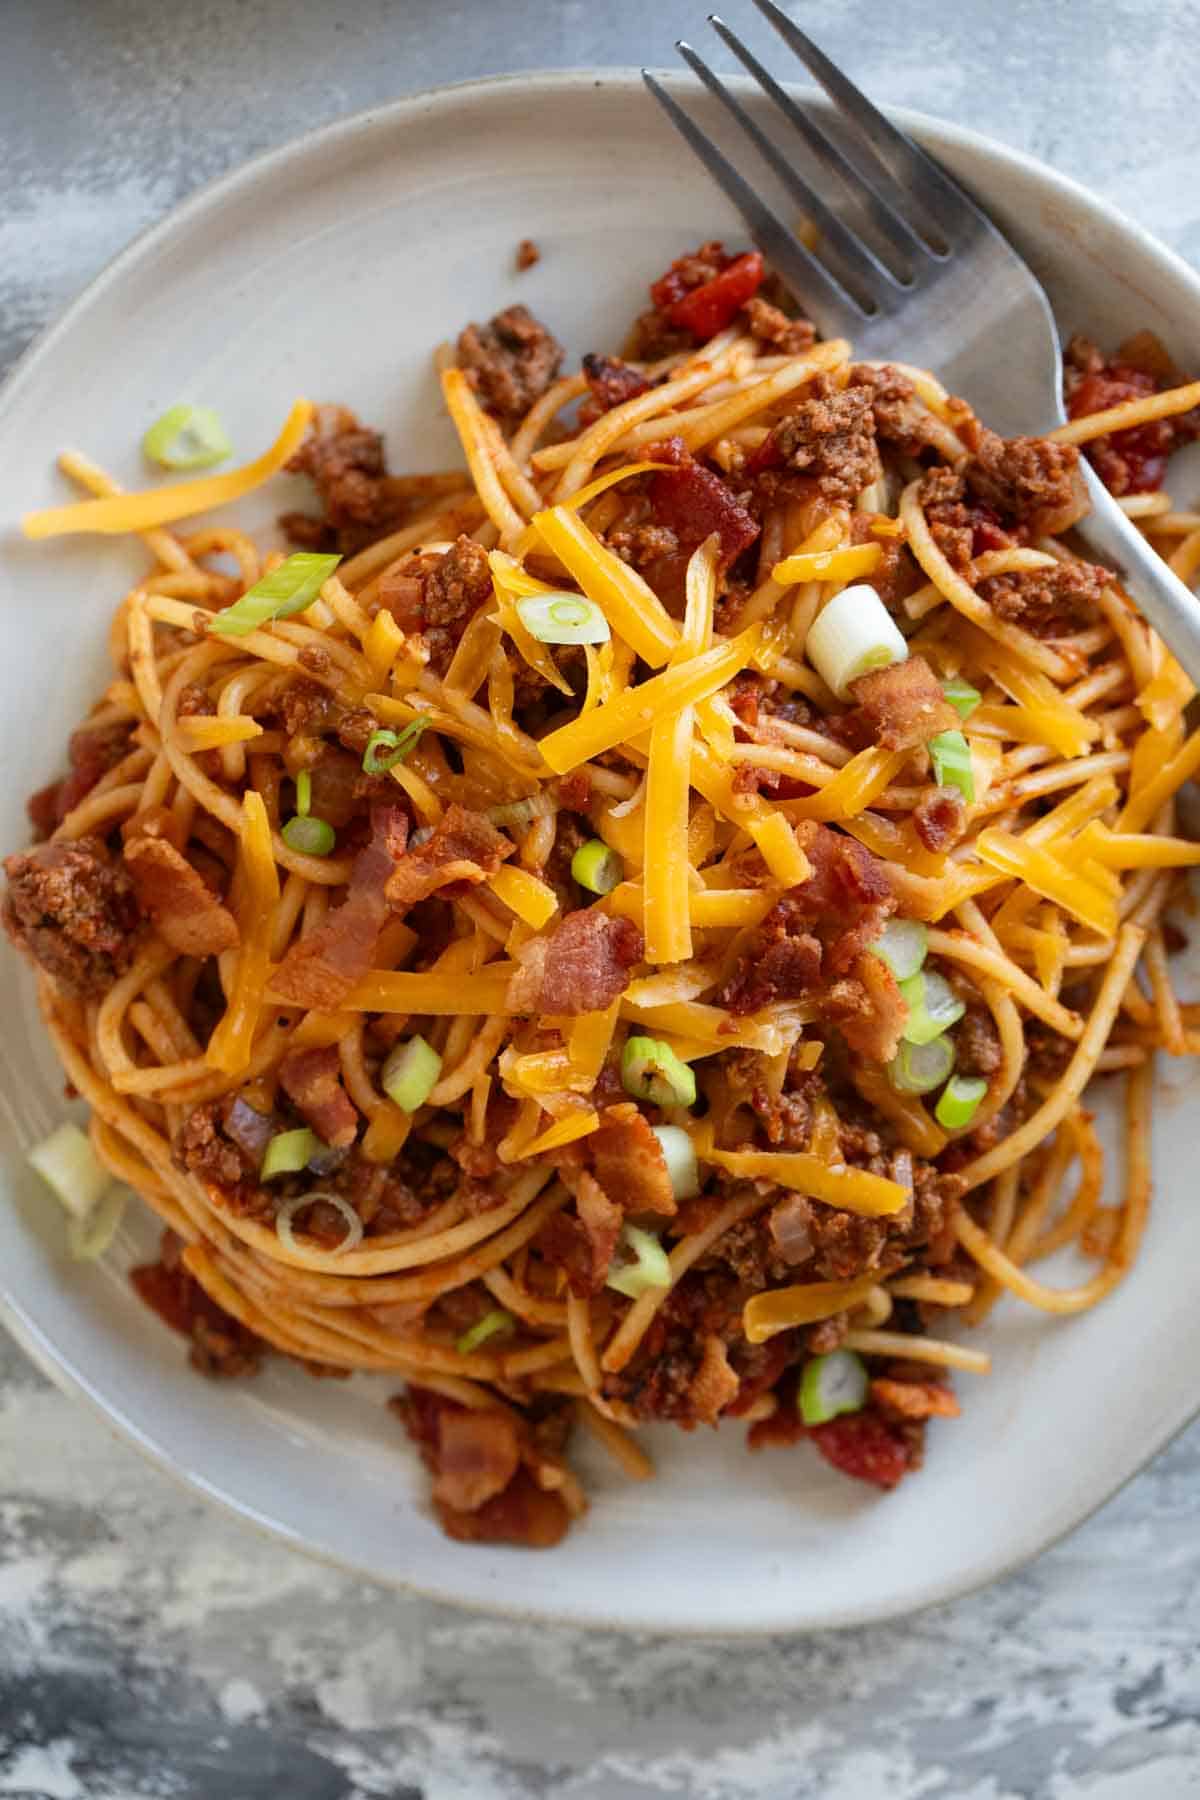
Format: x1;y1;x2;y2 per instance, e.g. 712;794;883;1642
809;1409;910;1489
668;251;765;340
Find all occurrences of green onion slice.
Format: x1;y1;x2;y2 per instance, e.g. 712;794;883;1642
142;403;232;470
935;1072;989;1130
928;728;975;802
282;815;336;856
606;1223;671;1300
295;768;313;818
887;1035;955;1096
899;968;966;1046
805;583;908;699
871;917;928;983
571;838;622;895
651;1124;700;1200
68;1185;128;1261
382;1035;443;1112
515;591;611;645
210;552;341;638
799;1350;868;1426
456;1309;516;1355
262;1128;322;1180
620;1035;697;1108
28;1121;113;1222
362;718;430;775
942;677;981;720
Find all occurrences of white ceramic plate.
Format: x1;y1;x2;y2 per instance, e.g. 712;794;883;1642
2;71;1199;1635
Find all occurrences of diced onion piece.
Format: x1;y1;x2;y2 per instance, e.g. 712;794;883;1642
935;1072;989;1130
362;718;430;774
799;1349;868;1425
275;1192;364;1256
606;1223;671;1300
210;551;341;637
899;969;966;1046
620;1035;697;1108
142;403;232;470
942;677;982;720
928;728;975;802
68;1185;128;1261
382;1035;443;1112
871;917;928;982
887;1035;955;1095
571;838;622;895
516;591;611;645
295;769;313;818
651;1124;700;1200
281;815;336;856
805;583;908;699
261;1127;322;1180
28;1122;112;1222
456;1308;516;1355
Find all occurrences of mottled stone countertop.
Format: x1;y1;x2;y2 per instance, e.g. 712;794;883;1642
4;3;1200;1795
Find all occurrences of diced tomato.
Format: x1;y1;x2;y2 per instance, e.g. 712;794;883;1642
809;1409;910;1489
668;252;765;340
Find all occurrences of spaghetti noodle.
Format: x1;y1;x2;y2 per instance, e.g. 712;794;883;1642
8;248;1200;1545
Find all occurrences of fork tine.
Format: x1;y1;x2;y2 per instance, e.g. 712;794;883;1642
749;0;982;248
676;39;906;312
641;70;874;326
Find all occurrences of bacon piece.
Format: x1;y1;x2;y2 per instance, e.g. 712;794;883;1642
278;1045;358;1149
809;1408;912;1489
848;654;958;753
644;438;760;573
131;1230;263;1379
273;805;409;1010
826;950;908;1063
538;1169;623;1298
438;1468;571;1547
580;353;650;420
588;1103;676;1218
386;804;512;909
912;785;967;853
123;833;239;957
870;1376;961;1421
687;1334;740;1425
431;1407;523;1513
395;1388;572;1548
507;908;643;1016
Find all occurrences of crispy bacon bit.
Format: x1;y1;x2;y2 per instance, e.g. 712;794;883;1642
751;381;881;504
826;950;908;1063
432;1407;523;1513
809;1407;912;1489
507;909;643;1016
438;1468;571;1547
516;237;540;271
580;353;651;424
4;837;141;1000
395;1387;572;1548
742;296;816;354
870;1376;960;1421
978;559;1109;638
278;1045;359;1149
455;305;564;428
960;420;1089;538
848;654;958;752
377;534;493;676
539;1169;622;1298
386;804;512;909
688;1334;740;1426
273;805;409;1010
123;833;239;957
588;1103;676;1218
912;785;967;853
644;438;760;575
131;1231;263;1380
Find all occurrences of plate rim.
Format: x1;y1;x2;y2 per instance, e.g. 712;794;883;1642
3;66;1199;1635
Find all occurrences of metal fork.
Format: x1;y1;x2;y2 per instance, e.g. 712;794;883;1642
643;1;1200;683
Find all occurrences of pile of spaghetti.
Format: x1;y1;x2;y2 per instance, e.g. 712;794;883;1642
10;244;1200;1547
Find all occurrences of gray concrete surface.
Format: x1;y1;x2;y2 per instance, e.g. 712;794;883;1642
3;3;1200;1795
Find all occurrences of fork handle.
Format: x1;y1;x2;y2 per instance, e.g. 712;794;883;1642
1075;467;1200;685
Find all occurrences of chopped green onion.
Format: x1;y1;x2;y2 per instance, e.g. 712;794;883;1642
210;552;341;637
362;718;430;774
942;677;981;720
935;1072;989;1130
516;591;611;645
295;768;312;818
68;1185;128;1261
571;838;622;895
382;1035;442;1112
651;1124;700;1200
261;1128;322;1180
28;1122;112;1222
606;1223;671;1300
282;815;336;856
456;1309;516;1355
799;1350;868;1425
928;728;975;802
887;1035;955;1096
142;403;232;470
620;1035;697;1108
871;917;928;983
900;968;966;1046
805;583;908;699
